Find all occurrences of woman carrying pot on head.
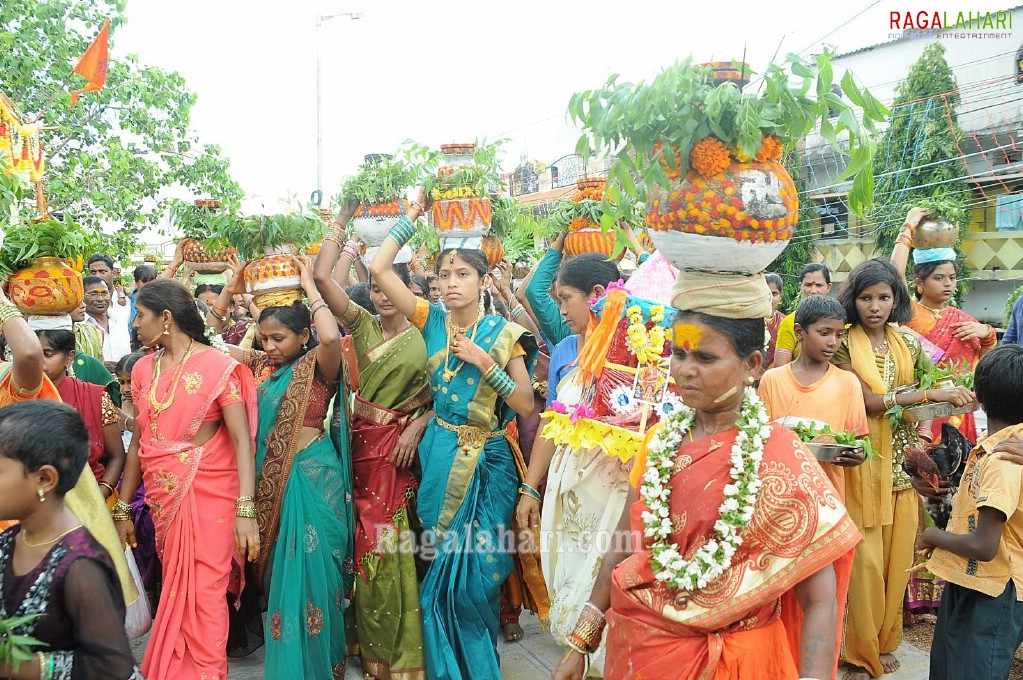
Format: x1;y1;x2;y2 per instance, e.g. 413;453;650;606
890;207;994;443
219;255;354;678
831;258;973;680
551;272;861;680
514;252;622;672
314;201;432;679
369;191;539;680
117;278;259;680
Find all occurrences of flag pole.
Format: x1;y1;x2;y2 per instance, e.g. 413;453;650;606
28;73;77;123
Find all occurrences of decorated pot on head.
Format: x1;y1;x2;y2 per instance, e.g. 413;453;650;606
646;135;796;276
9;257;84;315
913;214;959;250
562;178;622;260
431;142;492;250
243;247;303;309
180;200;236;273
352;198;409;261
181;239;236;273
700;60;752;88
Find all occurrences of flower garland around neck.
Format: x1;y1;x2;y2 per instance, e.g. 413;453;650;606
640;386;769;591
625;304;666;365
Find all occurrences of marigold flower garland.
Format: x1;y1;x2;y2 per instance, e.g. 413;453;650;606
625;304;666;365
640;386;769;591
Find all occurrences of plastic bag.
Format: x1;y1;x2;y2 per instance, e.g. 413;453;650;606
123;547;152;639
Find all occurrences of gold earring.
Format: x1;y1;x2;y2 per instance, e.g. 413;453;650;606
37;488;45;503
745;376;755;385
162;323;170;336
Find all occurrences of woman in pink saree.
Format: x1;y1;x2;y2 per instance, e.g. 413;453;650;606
117;279;259;680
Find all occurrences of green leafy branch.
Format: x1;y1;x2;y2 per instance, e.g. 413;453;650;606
217;205;323;262
0;215;102;279
792;421;878;459
567;51;889;230
0;613;44;672
338;149;424;206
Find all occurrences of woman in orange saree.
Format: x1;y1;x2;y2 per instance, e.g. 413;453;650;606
552;306;860;680
117;279;259;680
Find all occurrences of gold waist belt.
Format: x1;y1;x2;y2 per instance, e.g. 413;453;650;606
435;416;507;452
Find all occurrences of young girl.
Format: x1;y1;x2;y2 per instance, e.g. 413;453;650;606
0;400;141;680
832;258;973;680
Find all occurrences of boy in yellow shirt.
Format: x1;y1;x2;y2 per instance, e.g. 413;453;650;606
919;344;1023;680
759;295;868;499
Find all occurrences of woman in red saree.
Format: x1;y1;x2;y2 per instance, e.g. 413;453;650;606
891;209;995;443
117;279;259;680
35;328;125;497
553;304;860;680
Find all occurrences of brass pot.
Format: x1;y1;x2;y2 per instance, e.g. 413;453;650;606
913;218;959;250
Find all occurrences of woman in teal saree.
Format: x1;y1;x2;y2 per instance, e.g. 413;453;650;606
226;256;354;678
370;199;539;680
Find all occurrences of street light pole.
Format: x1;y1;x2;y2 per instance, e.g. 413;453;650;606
316;11;363;203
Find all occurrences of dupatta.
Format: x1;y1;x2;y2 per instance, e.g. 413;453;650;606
845;325;914;529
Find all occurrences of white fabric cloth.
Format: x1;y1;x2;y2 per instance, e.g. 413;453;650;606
83;305;131;363
26;314;73;331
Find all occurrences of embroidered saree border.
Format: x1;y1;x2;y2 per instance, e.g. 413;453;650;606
255;349;318;584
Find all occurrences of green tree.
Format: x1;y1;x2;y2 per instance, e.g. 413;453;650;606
0;0;242;256
767;152;818;310
870;42;970;293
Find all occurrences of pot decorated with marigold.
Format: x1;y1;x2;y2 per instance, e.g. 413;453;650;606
242;249;303;308
9;257;84;315
551;177;633;260
421;140;505;250
568;54;887;276
645;135;798;275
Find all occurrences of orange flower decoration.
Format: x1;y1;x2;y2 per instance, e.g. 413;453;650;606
653;141;683;180
568;216;593;233
755;135;783;162
689;137;731;178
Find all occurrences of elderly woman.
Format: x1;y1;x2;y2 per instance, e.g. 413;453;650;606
552;274;861;680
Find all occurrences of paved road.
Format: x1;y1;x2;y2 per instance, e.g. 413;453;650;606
133;612;931;678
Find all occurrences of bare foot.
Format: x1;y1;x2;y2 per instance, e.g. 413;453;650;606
842;664;872;680
880;653;901;674
501;621;524;642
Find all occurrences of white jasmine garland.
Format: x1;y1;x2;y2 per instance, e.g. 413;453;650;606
640;387;769;592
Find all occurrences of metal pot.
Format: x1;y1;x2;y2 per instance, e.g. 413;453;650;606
913;218;959;249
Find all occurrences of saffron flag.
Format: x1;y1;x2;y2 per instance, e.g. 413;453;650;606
70;20;110;105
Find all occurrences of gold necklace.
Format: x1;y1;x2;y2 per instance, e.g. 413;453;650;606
918;302;945;319
148;340;196;434
442;315;480;383
21;524;82;548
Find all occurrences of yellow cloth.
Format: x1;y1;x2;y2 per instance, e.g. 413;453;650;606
841;325;915;529
758;364;870;501
773;313;800;362
842;488;918;677
669;270;772;319
926;424;1023;600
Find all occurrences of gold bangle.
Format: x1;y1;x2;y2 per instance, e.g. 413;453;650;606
236;505;258;519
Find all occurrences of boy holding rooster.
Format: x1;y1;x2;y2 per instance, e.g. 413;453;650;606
918;344;1023;679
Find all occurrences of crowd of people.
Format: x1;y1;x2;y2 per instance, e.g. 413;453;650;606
1;201;1023;680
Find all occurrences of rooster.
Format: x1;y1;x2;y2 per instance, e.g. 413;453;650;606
902;422;974;530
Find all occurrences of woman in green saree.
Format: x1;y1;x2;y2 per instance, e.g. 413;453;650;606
315;204;432;679
225;256;354;678
370;195;539;680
